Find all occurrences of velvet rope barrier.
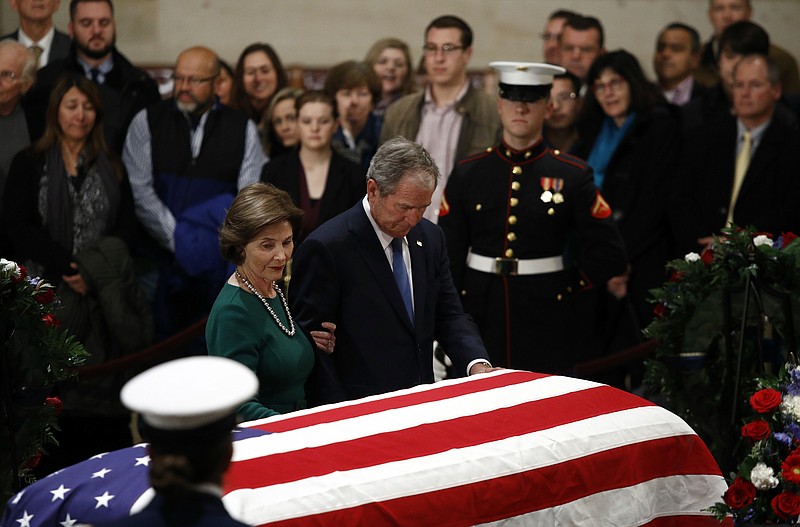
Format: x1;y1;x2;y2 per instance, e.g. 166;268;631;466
573;339;658;376
70;317;208;380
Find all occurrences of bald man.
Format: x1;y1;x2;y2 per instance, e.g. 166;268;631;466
123;46;265;339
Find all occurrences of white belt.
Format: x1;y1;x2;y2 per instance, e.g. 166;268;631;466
466;252;564;276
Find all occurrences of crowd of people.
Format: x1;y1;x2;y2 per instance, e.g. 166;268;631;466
1;0;799;473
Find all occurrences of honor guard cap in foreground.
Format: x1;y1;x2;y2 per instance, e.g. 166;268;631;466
121;356;258;432
490;62;566;102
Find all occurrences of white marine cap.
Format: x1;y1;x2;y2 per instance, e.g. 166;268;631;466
490;61;566;86
121;356;258;432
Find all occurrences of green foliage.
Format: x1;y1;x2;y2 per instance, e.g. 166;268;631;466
0;259;88;506
644;227;800;471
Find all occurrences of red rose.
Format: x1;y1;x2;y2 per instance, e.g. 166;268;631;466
34;287;55;304
41;313;60;329
723;477;756;510
750;388;783;413
783;232;798;248
772;491;800;520
782;452;800;484
653;303;668;318
741;419;771;441
669;271;685;282
45;396;63;416
701;249;714;265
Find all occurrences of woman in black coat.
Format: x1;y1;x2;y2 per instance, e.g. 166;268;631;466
261;90;365;243
575;50;681;337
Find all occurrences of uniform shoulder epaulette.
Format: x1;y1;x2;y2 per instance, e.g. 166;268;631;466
458;147;495;165
547;149;588;170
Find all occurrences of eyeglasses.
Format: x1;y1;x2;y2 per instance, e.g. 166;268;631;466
592;78;625;95
170;74;217;87
552;91;578;104
540;32;560;42
422;43;465;56
0;70;20;83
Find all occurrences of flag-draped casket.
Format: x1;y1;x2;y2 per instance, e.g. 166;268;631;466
3;371;731;526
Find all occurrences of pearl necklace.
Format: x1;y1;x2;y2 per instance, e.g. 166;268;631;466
235;270;295;337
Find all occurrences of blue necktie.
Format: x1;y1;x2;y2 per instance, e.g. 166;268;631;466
391;238;414;324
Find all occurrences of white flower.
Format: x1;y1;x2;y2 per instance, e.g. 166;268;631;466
684;252;701;262
0;258;20;279
753;234;773;247
750;462;780;490
781;394;800;421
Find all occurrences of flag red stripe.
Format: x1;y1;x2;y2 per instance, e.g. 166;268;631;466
226;384;654;490
643;517;733;527
256;435;722;526
249;370;549;433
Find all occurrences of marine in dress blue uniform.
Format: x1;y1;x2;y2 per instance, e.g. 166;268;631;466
440;62;628;374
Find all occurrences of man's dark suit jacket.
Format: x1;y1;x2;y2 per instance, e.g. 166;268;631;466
290;201;489;404
0;28;70;66
672;111;800;255
261;149;366;243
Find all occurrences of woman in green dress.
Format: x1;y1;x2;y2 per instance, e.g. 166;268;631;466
206;183;335;420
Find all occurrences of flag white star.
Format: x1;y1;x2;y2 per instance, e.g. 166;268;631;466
134;455;150;467
50;484;71;502
133;442;149;448
91;468;112;479
15;510;33;527
10;490;24;504
94;491;115;509
60;513;78;527
89;452;108;460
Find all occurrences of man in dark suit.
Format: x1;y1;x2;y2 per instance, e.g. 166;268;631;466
23;0;160;154
1;0;70;69
653;22;709;107
290;137;493;404
672;54;800;255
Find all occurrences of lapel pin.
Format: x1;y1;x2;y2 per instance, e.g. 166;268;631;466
416;240;423;247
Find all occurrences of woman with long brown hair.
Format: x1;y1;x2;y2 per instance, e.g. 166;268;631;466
2;73;151;471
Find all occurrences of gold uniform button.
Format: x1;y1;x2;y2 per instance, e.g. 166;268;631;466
511;181;521;191
505;149;512;157
553;149;561;155
510;197;519;207
507;232;517;242
556;293;563;301
461;289;467;296
505;248;514;258
567;286;573;293
485;146;493;152
475;203;482;211
547;208;555;215
524;151;532;158
579;280;585;287
508;215;517;224
512;166;522;175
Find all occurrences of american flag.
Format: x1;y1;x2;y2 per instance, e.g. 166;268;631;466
3;371;731;526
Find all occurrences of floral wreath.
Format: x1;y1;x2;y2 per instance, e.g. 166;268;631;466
644;227;800;470
0;258;88;505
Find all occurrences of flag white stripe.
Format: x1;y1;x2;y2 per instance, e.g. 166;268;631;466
232;374;605;461
473;475;727;527
224;406;699;524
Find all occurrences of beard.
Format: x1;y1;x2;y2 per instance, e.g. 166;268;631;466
75;34;116;60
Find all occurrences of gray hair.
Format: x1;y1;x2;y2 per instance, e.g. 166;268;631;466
0;39;36;87
734;53;781;86
367;137;439;195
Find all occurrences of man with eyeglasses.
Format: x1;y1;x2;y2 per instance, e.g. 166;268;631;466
559;15;606;83
123;46;265;340
439;61;626;375
22;0;159;155
380;14;500;223
540;9;578;65
0;41;36;208
544;71;583;154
